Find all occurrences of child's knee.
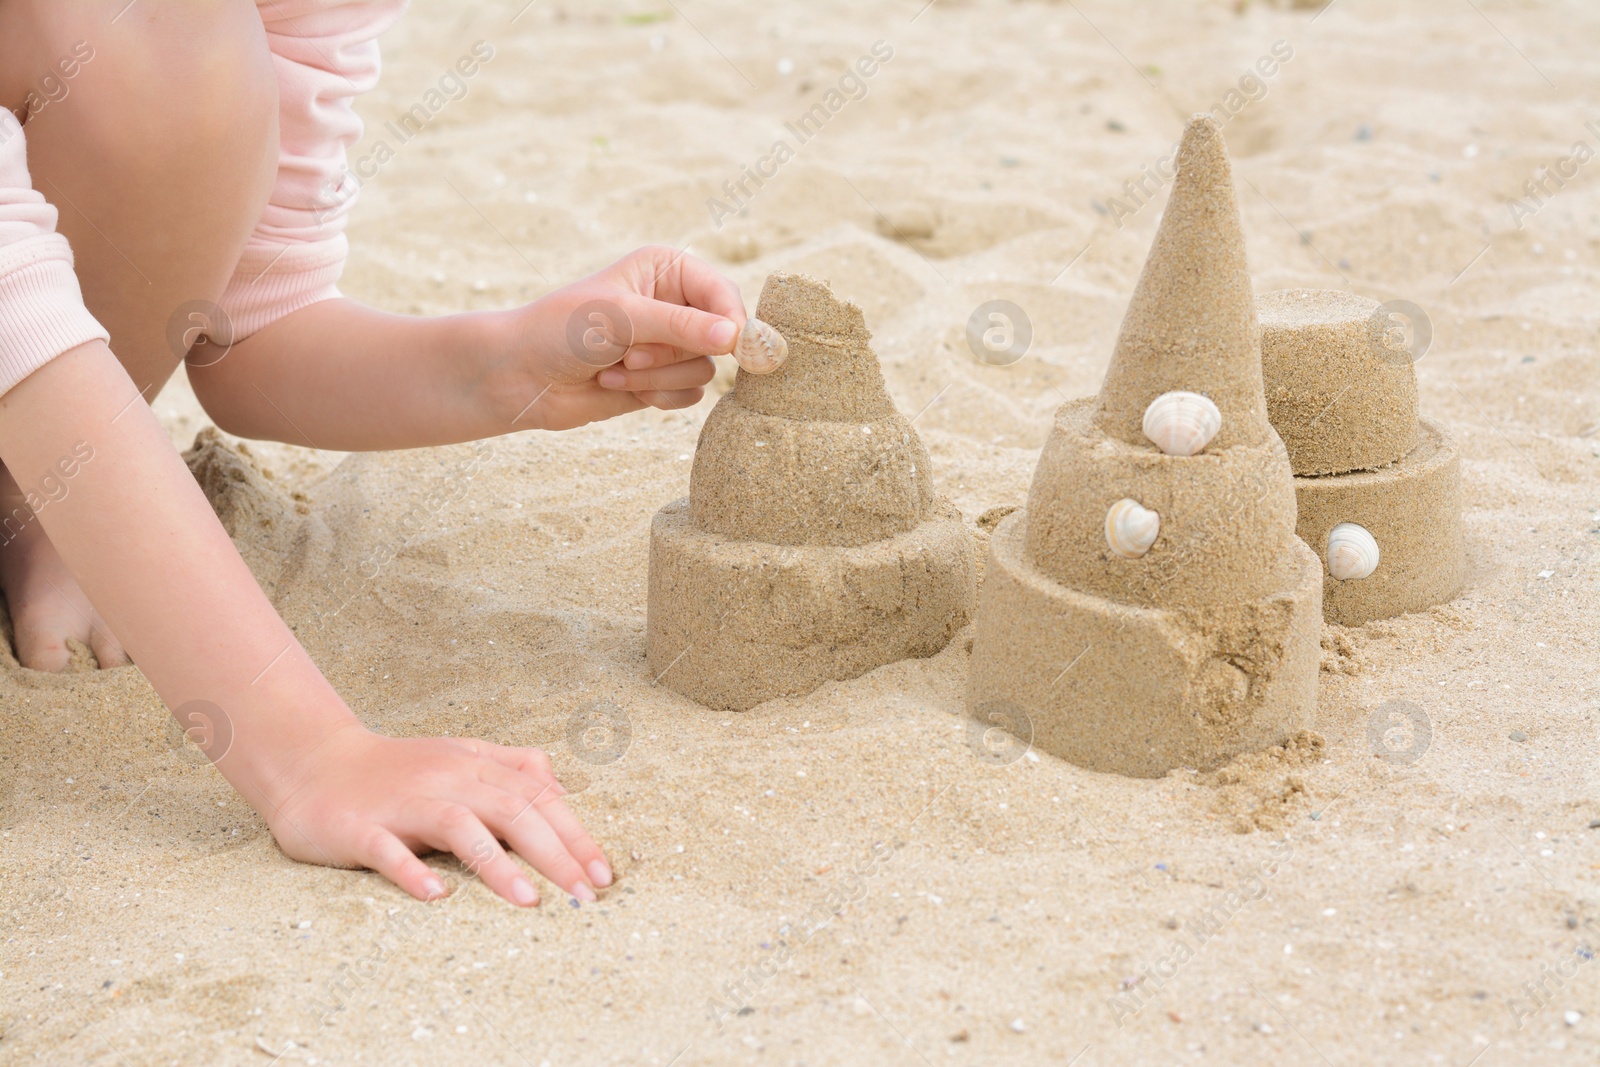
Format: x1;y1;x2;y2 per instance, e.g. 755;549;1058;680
26;0;278;164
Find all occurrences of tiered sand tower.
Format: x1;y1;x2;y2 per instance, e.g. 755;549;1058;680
647;273;975;711
1258;289;1464;625
966;116;1323;778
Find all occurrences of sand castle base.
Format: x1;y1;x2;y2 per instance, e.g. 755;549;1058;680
1295;416;1464;626
967;511;1323;778
648;498;974;711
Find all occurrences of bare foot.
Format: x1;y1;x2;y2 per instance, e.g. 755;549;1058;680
0;508;128;671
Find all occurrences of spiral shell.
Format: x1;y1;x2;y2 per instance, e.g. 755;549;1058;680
733;318;788;375
1326;522;1379;580
1141;391;1222;457
1106;498;1160;559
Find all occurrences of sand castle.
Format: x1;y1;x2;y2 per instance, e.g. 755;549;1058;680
647;273;975;711
965;116;1323;778
1258;289;1464;625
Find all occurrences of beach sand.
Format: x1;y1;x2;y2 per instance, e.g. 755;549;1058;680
3;1;1598;1063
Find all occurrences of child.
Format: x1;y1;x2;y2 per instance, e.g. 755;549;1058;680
0;1;746;907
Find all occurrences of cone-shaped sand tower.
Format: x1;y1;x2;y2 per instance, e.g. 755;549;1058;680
647;273;975;711
966;116;1323;778
1258;289;1464;625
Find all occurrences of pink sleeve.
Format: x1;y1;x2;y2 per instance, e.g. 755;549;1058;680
219;0;408;340
0;110;111;398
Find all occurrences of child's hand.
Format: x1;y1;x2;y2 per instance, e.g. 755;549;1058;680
262;725;611;906
491;245;747;431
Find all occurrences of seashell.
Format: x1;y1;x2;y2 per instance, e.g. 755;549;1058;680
1106;498;1160;559
1141;391;1222;457
1326;522;1379;580
733;318;788;375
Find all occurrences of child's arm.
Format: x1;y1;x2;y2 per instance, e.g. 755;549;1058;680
0;340;610;906
190;246;746;450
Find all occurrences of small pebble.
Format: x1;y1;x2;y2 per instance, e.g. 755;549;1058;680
1566;1011;1582;1026
1355;124;1374;141
1509;731;1528;743
1010;1018;1026;1033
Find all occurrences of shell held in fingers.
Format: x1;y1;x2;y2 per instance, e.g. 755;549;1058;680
733;318;788;375
1106;498;1160;559
1326;522;1379;580
1141;390;1222;457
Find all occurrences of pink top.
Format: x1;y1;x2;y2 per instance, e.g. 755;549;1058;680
0;0;407;398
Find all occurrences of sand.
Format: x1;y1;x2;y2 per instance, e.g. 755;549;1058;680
647;273;973;711
967;117;1322;777
1260;288;1467;625
4;1;1599;1064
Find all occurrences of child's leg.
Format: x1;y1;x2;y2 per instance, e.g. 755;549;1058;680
0;0;280;670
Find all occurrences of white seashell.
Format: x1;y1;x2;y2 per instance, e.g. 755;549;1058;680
1326;522;1379;580
1141;391;1222;457
1106;498;1160;559
733;318;788;375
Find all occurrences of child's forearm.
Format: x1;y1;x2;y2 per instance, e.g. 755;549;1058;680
0;341;360;802
190;299;510;451
188;250;743;451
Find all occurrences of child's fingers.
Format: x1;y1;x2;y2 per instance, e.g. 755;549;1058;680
527;795;613;888
621;343;680;371
474;760;565;804
597;356;715;393
621;295;738;356
475;744;561;788
515;383;645;431
352;826;448;902
643;249;748;326
488;796;596;902
415;800;541;907
636;388;707;411
473;763;610;888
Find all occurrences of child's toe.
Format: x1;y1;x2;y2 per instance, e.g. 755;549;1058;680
89;623;130;669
